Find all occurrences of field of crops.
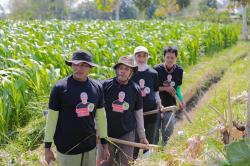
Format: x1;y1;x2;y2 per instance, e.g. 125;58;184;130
0;20;239;143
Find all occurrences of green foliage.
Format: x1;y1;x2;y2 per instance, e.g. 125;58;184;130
119;1;139;19
133;0;152;11
176;0;190;9
199;0;218;11
197;8;232;23
9;0;69;20
133;0;152;19
154;0;179;18
226;138;250;166
232;0;250;6
95;0;117;12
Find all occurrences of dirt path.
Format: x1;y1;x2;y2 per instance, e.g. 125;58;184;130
173;51;249;137
173;82;217;137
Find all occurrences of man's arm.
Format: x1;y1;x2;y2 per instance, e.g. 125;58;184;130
176;85;185;109
135;109;149;144
176;85;183;102
96;107;110;161
44;109;59;164
95;107;108;144
155;91;163;109
44;109;59;147
135;108;146;139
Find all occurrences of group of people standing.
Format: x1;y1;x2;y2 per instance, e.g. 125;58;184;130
44;45;184;166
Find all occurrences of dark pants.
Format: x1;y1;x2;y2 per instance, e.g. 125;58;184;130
161;111;175;146
133;111;175;159
98;130;135;166
133;114;160;159
175;109;184;120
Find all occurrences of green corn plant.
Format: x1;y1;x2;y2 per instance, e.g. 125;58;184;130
0;19;240;143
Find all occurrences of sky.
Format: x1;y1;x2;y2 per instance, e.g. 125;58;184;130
0;0;10;14
0;0;9;8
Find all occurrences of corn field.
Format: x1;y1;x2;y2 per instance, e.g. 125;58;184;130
0;20;239;143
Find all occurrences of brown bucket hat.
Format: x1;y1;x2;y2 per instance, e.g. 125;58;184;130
113;55;138;73
65;50;99;67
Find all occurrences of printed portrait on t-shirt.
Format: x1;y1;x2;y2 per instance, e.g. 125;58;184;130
112;91;129;113
163;74;175;87
139;79;150;97
75;92;95;117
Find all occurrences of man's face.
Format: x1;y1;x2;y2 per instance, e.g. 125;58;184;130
135;52;148;64
164;52;177;68
116;64;133;82
72;62;91;79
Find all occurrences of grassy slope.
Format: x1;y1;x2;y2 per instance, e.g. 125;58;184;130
1;42;250;165
137;41;250;165
182;41;249;101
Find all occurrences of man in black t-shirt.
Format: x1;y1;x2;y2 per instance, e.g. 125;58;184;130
44;50;110;166
131;46;161;159
98;55;148;166
154;46;185;146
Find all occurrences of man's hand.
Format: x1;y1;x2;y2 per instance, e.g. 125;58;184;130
179;101;185;110
164;86;176;97
101;144;110;164
45;148;55;164
157;102;164;112
96;135;100;144
140;138;149;145
157;103;164;119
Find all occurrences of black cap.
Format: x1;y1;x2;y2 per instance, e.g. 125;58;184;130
65;50;98;67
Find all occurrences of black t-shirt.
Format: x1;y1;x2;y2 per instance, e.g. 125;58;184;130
49;75;104;154
102;78;143;138
154;64;183;107
132;68;159;123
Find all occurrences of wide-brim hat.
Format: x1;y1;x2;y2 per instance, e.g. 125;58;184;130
65;50;99;67
113;55;138;73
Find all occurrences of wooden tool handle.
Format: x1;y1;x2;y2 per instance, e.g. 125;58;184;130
143;106;178;116
162;105;178;112
182;109;192;123
108;137;159;150
143;110;159;116
175;95;192;123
